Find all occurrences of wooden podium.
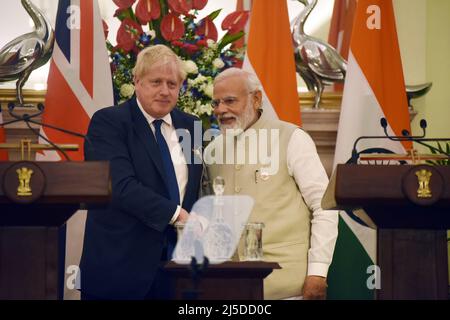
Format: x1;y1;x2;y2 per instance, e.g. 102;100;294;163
165;261;280;300
0;161;110;300
323;164;450;299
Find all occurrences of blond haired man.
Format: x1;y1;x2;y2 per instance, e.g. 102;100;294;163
80;45;203;299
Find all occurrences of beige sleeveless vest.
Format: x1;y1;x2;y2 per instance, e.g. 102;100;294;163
205;112;311;299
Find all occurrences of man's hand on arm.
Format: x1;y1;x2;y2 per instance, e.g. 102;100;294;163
175;208;190;223
302;275;327;300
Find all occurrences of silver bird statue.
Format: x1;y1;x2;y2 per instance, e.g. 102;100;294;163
0;0;55;106
292;0;347;109
406;82;432;109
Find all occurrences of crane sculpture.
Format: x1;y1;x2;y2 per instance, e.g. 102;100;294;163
292;0;347;109
293;0;433;110
0;0;54;107
406;82;432;110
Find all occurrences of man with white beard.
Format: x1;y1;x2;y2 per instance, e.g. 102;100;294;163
204;68;338;300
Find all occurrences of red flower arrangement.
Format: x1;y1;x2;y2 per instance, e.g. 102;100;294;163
107;0;249;128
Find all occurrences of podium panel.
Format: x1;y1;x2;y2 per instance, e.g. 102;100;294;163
323;164;450;299
378;229;448;299
0;161;110;299
165;261;280;300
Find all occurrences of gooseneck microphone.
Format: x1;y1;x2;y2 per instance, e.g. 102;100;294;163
193;145;213;196
1;102;90;161
380;117;449;155
350;122;394;163
380;117;425;140
350;117;449;163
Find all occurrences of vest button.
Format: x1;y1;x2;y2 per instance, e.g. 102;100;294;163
234;186;241;193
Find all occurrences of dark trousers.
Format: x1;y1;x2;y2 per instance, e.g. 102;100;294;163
81;264;174;300
144;265;174;300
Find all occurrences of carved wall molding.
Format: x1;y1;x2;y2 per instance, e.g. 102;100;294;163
301;109;340;176
299;92;343;176
0;88;46;104
299;91;342;110
1;89;47;160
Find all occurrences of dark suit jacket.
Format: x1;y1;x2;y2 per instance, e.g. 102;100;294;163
79;97;203;299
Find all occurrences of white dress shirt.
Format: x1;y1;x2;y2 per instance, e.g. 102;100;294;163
287;129;339;278
136;99;188;223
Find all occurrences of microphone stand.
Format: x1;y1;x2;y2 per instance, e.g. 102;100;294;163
182;244;209;300
1;102;89;161
380;118;449;155
193;146;213;196
351;117;450;164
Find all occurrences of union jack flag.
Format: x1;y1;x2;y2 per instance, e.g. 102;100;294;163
38;0;113;161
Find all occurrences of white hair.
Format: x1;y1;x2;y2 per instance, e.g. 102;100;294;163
214;67;262;93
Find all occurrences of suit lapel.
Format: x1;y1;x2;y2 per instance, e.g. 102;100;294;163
129;101;200;208
129;98;167;182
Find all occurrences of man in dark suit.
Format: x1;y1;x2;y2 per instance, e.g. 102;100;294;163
79;45;203;299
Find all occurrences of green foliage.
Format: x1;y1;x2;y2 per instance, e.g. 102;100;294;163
425;142;450;166
107;2;247;129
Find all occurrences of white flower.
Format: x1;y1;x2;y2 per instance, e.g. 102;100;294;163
199;104;213;115
212;58;225;69
203;83;214;98
120;83;135;98
203;49;214;61
194;74;207;84
183;60;198;74
207;39;217;49
146;30;156;40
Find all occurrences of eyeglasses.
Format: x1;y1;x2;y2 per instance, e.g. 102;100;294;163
211;92;255;109
211;97;238;108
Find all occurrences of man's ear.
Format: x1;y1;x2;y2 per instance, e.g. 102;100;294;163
253;90;262;110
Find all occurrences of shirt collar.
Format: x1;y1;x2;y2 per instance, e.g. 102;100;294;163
136;97;173;127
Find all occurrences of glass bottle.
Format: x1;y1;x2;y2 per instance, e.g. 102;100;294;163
204;176;233;261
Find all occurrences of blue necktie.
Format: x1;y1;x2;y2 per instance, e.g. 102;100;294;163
153;119;179;260
153;119;180;204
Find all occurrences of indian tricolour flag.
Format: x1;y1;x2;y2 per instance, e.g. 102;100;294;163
328;0;356;91
242;0;301;125
328;0;412;299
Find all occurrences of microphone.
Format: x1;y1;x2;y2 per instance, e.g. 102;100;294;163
351;117;449;163
349;117;403;163
381;118;426;132
380;117;425;141
380;117;388;132
420;119;427;128
400;123;445;155
192;145;213;196
192;129;220;196
350;124;393;163
1;102;90;161
387;117;447;155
